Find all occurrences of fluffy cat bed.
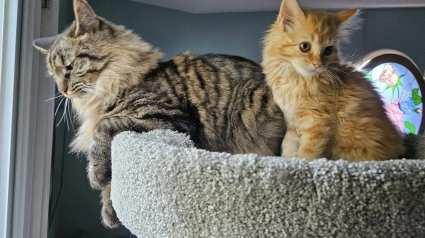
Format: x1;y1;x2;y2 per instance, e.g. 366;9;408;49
110;130;425;237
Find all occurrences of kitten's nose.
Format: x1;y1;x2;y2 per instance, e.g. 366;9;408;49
313;62;322;69
60;86;68;95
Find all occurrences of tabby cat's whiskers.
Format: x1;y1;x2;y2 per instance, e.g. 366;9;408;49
55;97;65;116
45;92;63;102
61;99;70;130
67;98;75;131
56;98;75;131
82;82;116;98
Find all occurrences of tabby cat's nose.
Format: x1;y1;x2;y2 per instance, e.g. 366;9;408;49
60;86;68;95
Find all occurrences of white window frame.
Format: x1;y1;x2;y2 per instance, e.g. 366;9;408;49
0;0;59;237
0;0;19;236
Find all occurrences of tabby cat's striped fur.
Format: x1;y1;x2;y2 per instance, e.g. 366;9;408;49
33;0;285;228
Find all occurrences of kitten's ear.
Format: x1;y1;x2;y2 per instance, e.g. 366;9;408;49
336;8;357;24
278;0;305;30
73;0;99;37
33;35;59;55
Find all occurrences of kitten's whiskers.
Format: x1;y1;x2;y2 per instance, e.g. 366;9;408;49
324;71;338;101
327;68;351;93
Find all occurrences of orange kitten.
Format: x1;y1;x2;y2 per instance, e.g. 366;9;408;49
262;0;405;162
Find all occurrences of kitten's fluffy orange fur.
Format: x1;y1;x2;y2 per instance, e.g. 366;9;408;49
262;0;405;162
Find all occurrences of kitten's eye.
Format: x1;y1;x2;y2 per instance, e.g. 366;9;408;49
65;65;73;78
323;46;334;56
299;42;311;52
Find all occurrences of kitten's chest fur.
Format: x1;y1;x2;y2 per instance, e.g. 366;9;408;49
270;76;337;127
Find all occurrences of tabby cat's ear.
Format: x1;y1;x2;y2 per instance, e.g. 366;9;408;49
278;0;305;31
73;0;99;37
33;35;59;55
335;8;357;24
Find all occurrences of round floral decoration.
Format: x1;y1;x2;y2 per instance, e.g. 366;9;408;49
367;63;423;134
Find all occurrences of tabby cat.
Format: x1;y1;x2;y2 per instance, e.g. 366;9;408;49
33;0;285;228
262;0;405;162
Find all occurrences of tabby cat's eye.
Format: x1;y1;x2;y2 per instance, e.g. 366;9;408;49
323;46;334;56
299;42;311;52
65;65;73;78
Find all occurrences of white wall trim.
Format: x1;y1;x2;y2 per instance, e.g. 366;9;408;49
132;0;425;13
9;0;59;237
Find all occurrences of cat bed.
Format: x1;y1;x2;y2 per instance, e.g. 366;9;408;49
110;130;425;237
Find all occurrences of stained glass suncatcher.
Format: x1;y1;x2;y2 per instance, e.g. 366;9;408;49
363;53;425;135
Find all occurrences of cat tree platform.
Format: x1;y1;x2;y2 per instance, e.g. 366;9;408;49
111;130;425;237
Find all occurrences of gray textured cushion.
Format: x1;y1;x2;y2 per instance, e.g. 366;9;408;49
111;130;425;238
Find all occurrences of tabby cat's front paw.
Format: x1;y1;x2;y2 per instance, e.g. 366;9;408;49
88;159;111;190
102;182;121;229
102;201;121;229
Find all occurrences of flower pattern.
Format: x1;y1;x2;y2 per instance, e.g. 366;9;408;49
379;64;399;87
367;63;423;134
385;98;404;132
399;82;416;114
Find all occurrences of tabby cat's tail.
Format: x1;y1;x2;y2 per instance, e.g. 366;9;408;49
403;133;425;159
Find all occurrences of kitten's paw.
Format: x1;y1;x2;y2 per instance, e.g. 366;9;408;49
297;152;317;162
88;160;111;190
281;152;294;158
101;182;121;229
